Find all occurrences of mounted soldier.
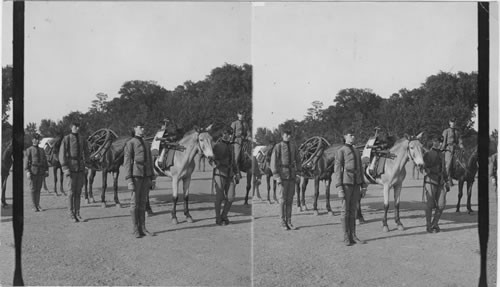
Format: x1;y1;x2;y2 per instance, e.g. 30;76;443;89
362;127;397;178
440;118;464;186
152;118;185;169
230;110;250;179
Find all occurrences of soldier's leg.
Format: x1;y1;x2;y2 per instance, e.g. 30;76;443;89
139;177;154;236
214;176;224;225
341;185;353;246
350;185;365;244
129;177;141;238
233;143;242;174
158;149;166;168
221;178;235;225
67;173;76;220
432;185;447;232
424;183;435;233
285;180;297;229
28;175;38;211
75;172;84;220
277;180;288;230
34;175;44;210
445;148;454;185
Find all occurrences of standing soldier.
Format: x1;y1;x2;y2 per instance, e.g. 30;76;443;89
270;129;301;231
423;136;449;233
24;133;49;212
335;129;367;246
212;127;238;225
59;122;89;222
230;110;249;179
440;118;463;186
124;122;156;238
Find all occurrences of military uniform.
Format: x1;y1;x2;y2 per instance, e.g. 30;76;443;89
270;140;300;229
230;119;249;174
441;127;460;183
335;144;367;245
124;136;155;237
212;140;237;225
423;146;448;233
59;132;89;221
24;144;48;211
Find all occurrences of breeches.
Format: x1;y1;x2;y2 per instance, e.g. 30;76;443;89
214;175;235;203
130;177;151;212
340;184;361;221
66;171;85;215
424;182;446;210
444;147;455;173
233;143;242;168
278;179;295;222
28;175;44;208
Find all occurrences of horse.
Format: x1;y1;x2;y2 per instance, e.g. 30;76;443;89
87;136;130;208
238;139;254;206
449;142;478;214
362;134;425;232
297;143;343;215
154;126;214;224
1;141;13;207
248;144;278;204
40;137;66;196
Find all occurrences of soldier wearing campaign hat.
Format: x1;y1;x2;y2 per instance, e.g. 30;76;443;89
440;118;463;186
24;133;49;212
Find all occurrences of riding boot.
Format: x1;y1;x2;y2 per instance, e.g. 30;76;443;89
140;209;155;236
130;210;141;238
350;215;366;244
341;216;352;246
425;209;433;233
431;209;442;233
215;197;222;225
221;200;232;225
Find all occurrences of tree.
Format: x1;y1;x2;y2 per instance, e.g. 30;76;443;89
2;66;13;123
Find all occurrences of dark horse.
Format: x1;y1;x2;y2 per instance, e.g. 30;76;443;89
246;144;278;204
449;135;478;214
40;137;66;196
1;141;13;207
87;136;130;208
238;139;254;206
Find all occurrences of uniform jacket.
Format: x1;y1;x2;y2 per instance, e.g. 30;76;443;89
423;148;448;185
230;120;249;142
212;141;237;178
334;144;367;189
124;136;155;180
59;133;89;173
270;141;300;180
441;127;461;149
24;145;48;176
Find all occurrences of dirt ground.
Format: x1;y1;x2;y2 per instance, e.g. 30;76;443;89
0;164;496;287
253;165;495;287
0;165;252;286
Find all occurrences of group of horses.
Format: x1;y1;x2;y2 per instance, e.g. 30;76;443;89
249;133;479;232
0;127;480;232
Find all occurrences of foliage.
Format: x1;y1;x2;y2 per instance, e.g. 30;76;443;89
2;66;13;123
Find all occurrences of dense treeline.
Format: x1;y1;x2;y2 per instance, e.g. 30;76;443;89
2;63;252;148
255;71;495;151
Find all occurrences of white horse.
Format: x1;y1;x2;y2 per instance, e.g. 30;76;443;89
154;125;214;224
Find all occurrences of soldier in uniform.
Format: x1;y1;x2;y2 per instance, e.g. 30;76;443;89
230;110;249;178
335;129;367;246
124;122;156;238
423;136;449;233
270;129;301;231
59;122;89;222
24;133;49;212
212;127;238;225
440;118;463;186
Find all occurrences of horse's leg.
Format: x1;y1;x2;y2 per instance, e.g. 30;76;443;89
266;174;272;203
183;177;194;223
88;169;100;207
113;170;121;207
325;178;333;215
53;167;59;195
171;177;179;224
466;179;474;214
244;172;252;206
272;178;278;203
311;177;320;216
296;177;301;210
382;184;390;232
59;167;66;195
1;174;7;207
456;179;464;212
394;184;404;231
42;176;49;192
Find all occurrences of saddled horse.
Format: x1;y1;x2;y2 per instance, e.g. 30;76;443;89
248;144;278;204
449;142;478;214
154;126;214;224
362;134;425;232
297;143;343;215
87;136;130;208
40;137;66;196
238;139;253;205
1;141;13;207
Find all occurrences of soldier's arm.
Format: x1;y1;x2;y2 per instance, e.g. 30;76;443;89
58;137;70;174
334;148;344;189
123;141;134;182
24;148;31;173
270;145;281;182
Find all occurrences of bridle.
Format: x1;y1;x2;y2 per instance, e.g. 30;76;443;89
406;138;421;164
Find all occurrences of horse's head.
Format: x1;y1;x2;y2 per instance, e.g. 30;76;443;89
405;132;425;168
195;124;215;159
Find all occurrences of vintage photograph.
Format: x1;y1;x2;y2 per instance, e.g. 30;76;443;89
0;1;497;287
1;2;252;286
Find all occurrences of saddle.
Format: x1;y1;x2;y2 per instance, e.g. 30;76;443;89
362;136;396;178
298;136;330;178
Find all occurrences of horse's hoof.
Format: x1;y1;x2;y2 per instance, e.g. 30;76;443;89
115;203;122;208
55;193;60;197
356;219;360;225
1;202;7;208
382;226;389;232
456;209;460;213
101;202;107;208
90;198;96;203
313;210;319;216
186;216;194;223
244;201;249;206
172;218;179;225
297;207;302;213
303;205;308;211
397;224;405;231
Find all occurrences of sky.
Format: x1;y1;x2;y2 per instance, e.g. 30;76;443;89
252;2;496;132
1;2;251;125
0;2;498;133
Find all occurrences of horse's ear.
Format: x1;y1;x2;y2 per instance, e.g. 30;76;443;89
193;125;200;133
205;124;213;132
404;134;410;140
415;132;424;140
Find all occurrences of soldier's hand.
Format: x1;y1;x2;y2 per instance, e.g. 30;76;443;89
26;172;31;180
361;188;367;198
338;190;345;199
127;181;135;191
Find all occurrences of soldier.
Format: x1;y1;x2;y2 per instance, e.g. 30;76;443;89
24;133;49;212
335;129;367;246
423;136;449;233
59;122;89;222
270;129;301;231
212;127;238;225
230;110;249;178
440;118;463;186
124;122;156;238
